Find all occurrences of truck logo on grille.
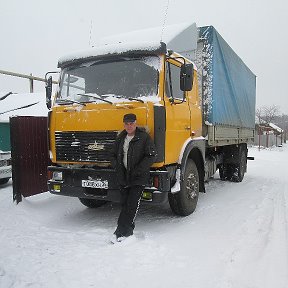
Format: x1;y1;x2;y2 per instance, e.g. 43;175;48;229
88;141;105;151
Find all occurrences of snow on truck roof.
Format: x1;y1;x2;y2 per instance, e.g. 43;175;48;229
58;22;198;68
58;42;166;68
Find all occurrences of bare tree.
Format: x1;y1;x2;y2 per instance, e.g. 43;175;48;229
256;105;280;124
256;107;264;124
263;105;280;124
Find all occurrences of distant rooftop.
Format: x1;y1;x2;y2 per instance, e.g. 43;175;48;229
0;92;48;122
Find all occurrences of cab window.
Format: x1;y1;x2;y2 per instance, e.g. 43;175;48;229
166;62;184;101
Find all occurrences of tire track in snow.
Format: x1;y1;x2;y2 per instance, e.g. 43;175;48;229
218;180;288;288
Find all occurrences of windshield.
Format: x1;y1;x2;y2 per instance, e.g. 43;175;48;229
58;56;160;103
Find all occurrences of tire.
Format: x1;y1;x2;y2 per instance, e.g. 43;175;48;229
168;159;199;216
79;198;107;208
219;164;234;181
0;178;10;185
219;145;247;182
231;146;247;182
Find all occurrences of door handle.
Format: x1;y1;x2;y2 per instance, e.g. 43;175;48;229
184;126;191;130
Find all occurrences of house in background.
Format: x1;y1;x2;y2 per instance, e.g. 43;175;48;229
0;121;10;151
255;120;284;148
0;92;48;151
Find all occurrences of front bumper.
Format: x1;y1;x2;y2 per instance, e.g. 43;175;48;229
0;165;12;180
48;166;170;203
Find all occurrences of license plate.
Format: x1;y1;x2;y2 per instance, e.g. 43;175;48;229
82;179;108;189
53;185;61;192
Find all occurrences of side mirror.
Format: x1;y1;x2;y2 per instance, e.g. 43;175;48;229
180;63;194;91
45;76;52;109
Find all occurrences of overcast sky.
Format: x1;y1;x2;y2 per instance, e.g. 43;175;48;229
1;0;287;114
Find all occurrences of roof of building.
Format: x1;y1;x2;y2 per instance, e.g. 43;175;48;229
0;92;48;123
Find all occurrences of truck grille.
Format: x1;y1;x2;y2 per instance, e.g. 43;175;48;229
55;131;118;163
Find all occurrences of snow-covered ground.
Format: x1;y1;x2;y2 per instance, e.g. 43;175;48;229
0;145;287;288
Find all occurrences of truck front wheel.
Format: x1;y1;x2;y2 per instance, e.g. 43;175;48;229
78;198;107;208
168;159;199;216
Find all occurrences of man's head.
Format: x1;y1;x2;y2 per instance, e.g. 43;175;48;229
123;113;137;136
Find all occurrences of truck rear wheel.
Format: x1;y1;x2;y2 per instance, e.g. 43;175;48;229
78;198;107;208
219;144;247;182
231;146;247;182
168;159;199;216
219;164;234;181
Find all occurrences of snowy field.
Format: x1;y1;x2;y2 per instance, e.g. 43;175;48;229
0;145;287;288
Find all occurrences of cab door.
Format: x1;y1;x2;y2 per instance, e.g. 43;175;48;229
164;57;191;164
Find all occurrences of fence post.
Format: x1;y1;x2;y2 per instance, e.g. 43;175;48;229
0;70;58;93
258;126;261;151
29;73;34;93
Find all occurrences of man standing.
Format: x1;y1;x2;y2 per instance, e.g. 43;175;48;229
111;113;157;242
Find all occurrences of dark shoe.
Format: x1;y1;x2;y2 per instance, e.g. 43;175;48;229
116;236;127;242
110;234;118;244
117;235;136;244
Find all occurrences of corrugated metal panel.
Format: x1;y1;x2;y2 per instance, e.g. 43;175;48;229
10;116;49;203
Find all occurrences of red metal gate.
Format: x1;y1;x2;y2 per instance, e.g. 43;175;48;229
10;116;50;203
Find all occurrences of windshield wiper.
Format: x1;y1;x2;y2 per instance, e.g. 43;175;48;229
128;97;144;103
77;93;113;105
101;94;144;103
56;99;86;106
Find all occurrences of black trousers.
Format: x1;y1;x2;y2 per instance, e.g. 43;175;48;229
115;185;144;238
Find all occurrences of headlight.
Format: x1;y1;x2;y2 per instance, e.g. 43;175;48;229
53;171;63;181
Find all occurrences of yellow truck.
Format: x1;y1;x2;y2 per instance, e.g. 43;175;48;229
46;24;256;216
